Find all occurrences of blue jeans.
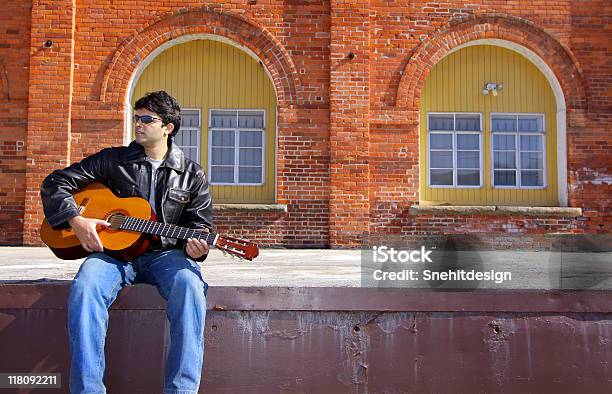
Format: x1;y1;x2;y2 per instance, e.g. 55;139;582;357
67;249;208;394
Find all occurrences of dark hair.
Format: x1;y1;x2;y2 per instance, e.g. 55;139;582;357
134;91;181;138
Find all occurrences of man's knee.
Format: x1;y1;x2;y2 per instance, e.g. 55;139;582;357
171;268;207;299
173;268;204;288
69;254;124;304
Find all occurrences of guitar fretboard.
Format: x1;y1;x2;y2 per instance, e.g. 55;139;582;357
118;216;216;244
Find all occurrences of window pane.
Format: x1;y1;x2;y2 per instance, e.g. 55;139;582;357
521;171;544;186
211;148;235;165
457;151;479;168
178;129;198;147
430;151;453;168
457;134;479;150
179;130;189;146
211;166;234;183
238;112;264;129
211;111;237;128
239;167;262;183
430;133;452;149
492;115;516;132
182;147;198;163
494;170;516;186
189;130;198;146
188;130;195;147
181;111;200;128
494;151;516;169
429;115;454;131
455;115;480;131
175;131;184;145
520;152;543;170
211;130;235;147
518;115;544;132
493;134;516;150
239;148;262;166
457;170;480;186
520;135;543;151
430;169;453;186
239;130;263;147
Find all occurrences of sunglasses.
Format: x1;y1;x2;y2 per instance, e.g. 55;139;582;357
133;114;163;124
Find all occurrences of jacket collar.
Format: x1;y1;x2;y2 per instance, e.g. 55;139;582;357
124;140;185;173
162;140;185;172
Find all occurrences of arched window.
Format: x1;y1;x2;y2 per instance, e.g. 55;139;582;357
420;45;559;206
131;39;277;203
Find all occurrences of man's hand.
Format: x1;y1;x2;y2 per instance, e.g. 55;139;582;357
68;216;111;253
186;229;210;260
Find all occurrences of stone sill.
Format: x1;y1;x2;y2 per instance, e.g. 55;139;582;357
409;205;583;218
214;203;288;212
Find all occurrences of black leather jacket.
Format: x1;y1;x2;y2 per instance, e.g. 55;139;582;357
41;141;213;261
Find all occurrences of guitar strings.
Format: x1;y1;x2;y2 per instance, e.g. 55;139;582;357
118;215;215;243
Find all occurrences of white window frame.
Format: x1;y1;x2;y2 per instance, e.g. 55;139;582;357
208;109;266;186
427;112;483;188
490;112;547;189
175;108;201;165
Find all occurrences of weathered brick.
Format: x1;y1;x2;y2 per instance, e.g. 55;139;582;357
0;0;609;247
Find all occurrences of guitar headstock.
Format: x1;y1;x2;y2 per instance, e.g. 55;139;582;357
214;235;259;261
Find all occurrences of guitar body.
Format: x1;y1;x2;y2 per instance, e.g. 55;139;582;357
41;182;260;261
40;182;153;261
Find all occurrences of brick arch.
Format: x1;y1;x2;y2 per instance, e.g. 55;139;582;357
101;6;301;108
396;13;587;112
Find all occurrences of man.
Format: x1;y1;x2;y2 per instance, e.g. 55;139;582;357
41;91;212;394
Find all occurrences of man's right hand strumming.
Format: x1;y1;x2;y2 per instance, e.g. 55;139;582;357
68;216;111;253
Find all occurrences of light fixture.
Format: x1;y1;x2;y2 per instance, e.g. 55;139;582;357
483;82;503;96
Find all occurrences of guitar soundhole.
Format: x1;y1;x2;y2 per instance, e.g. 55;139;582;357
107;212;127;231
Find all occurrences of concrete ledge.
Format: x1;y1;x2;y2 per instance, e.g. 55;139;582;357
214;203;288;212
410;205;583;217
1;284;610;313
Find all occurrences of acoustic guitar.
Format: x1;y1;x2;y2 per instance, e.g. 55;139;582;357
40;182;259;261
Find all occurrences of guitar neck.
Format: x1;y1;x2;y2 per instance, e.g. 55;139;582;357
119;216;217;245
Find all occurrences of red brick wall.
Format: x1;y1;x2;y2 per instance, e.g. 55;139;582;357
0;1;31;244
23;0;76;244
0;1;609;247
329;0;371;246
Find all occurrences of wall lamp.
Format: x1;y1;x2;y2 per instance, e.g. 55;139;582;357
483;82;503;96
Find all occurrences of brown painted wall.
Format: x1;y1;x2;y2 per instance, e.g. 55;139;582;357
1;285;611;392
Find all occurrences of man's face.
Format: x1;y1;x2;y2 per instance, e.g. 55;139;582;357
134;108;173;148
